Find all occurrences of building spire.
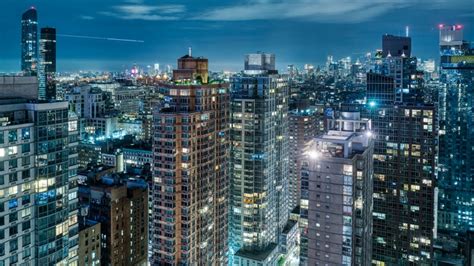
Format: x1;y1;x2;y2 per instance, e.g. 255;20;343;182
188;47;192;57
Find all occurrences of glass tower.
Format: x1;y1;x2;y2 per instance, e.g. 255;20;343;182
21;7;38;76
367;72;437;265
229;54;290;265
39;27;57;100
0;98;79;266
436;24;474;264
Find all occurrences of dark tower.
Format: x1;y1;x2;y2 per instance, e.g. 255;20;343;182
39;27;57;100
382;34;411;58
21;7;38;76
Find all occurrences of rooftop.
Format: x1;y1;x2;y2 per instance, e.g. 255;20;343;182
235;243;278;262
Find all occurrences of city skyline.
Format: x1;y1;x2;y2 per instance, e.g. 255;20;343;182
0;1;473;266
1;0;474;72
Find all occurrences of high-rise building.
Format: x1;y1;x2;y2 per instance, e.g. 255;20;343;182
151;53;229;265
436;24;474;265
300;111;374;265
288;109;318;212
229;53;294;265
0;80;80;265
367;72;437;265
81;178;148;266
39;27;57;100
21;7;38;76
382;34;411;58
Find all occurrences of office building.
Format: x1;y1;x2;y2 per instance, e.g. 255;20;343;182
300;112;374;265
39;27;57;100
229;53;294;265
151;53;229;265
288;109;318;211
21;7;38;76
367;72;437;265
0;83;79;265
436;24;474;265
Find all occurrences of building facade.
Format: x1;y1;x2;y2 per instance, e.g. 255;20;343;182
288;109;318;212
367;72;437;265
436;24;474;265
83;180;148;266
151;54;229;265
300;112;373;265
0;98;79;266
39;27;57;100
78;220;101;266
21;8;38;76
229;54;291;265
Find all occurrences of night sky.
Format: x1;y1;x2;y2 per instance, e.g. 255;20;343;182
1;0;473;72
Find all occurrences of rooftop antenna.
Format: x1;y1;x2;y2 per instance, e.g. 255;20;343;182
405;26;410;37
188;47;192;57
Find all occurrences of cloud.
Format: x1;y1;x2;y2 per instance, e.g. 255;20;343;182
80;15;95;20
192;0;464;23
101;3;185;21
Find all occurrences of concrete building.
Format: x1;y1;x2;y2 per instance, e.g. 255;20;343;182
288;109;318;212
300;112;374;265
151;53;229;265
123;147;152;170
81;177;148;266
0;76;39;99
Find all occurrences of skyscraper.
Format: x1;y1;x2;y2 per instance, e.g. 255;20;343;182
300;111;374;265
151;52;229;265
21;7;38;76
39;27;57;100
229;53;294;265
0;79;80;265
436;24;474;265
367;71;437;265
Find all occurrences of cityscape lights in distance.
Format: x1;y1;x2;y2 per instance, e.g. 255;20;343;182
369;101;377;108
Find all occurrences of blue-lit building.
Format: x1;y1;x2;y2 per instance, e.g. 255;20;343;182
0;84;79;265
229;53;295;265
21;7;38;76
436;24;474;265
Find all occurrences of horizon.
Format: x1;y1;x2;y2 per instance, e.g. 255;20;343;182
1;0;473;72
